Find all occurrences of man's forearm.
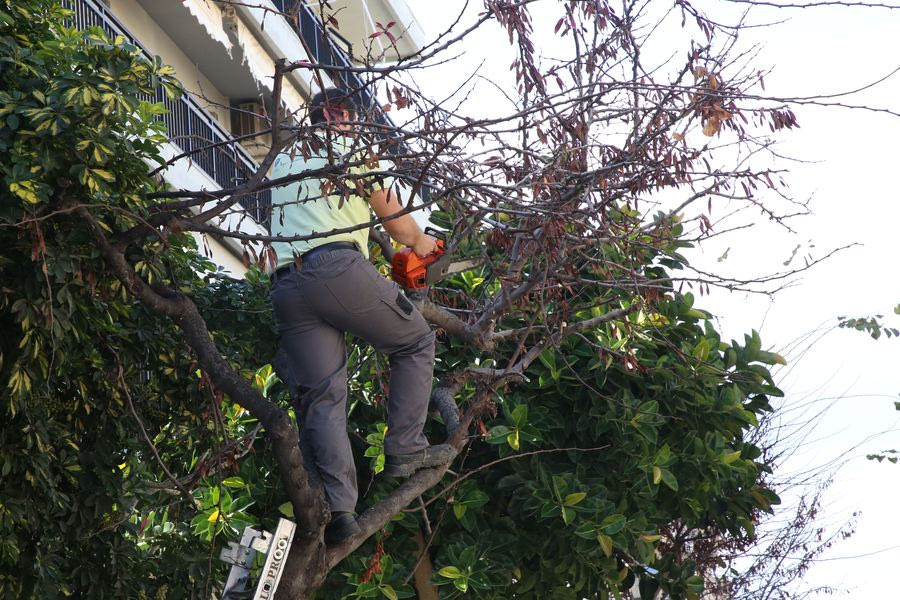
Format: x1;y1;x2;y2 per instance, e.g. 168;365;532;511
369;189;426;246
383;215;425;247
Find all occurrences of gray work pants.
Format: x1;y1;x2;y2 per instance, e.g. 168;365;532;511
269;247;434;513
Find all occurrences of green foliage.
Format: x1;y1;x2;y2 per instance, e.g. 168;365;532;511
838;306;900;340
866;449;899;464
364;422;388;474
418;304;777;598
0;1;274;596
312;218;783;599
839;307;899;465
866;398;900;465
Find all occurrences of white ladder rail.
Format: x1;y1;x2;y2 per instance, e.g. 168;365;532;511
219;518;297;599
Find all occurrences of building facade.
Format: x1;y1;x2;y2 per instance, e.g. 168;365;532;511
67;0;423;274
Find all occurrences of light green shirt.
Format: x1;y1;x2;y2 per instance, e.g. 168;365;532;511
269;136;390;265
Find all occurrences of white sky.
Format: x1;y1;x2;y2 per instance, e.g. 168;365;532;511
687;5;900;596
404;1;900;596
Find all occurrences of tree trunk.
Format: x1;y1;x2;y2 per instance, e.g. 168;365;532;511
412;529;439;600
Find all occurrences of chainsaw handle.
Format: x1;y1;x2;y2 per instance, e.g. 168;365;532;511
416;238;445;260
391;240;444;289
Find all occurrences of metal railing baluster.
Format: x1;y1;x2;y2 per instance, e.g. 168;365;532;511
63;0;271;224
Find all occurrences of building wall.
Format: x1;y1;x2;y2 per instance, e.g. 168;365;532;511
100;0;423;278
98;0;278;276
225;1;323;102
107;0;232;127
191;233;249;277
153;140;269;278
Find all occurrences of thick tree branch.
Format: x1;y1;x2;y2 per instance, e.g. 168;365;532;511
419;299;494;352
325;462;457;569
74;205;330;592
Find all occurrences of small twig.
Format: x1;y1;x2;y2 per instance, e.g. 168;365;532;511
417;496;432;536
368;227;395;261
113;359;197;508
420;446;610;509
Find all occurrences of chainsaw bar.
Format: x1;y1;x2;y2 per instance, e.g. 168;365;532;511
424;255;484;286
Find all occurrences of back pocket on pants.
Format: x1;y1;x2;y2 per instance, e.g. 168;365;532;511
323;258;382;314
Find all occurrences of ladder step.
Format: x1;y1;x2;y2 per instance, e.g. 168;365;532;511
219;518;297;600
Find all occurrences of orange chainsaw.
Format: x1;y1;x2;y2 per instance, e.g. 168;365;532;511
391;240;483;290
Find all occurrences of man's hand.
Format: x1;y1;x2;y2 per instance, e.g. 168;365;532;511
412;234;439;258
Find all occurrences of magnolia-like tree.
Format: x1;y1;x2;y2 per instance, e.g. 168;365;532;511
3;0;870;597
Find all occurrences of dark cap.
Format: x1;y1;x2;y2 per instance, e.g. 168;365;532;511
308;88;361;124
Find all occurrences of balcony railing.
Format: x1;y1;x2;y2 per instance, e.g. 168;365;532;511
64;0;271;225
269;0;391;130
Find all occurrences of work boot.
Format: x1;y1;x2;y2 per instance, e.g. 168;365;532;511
383;444;454;478
324;512;360;544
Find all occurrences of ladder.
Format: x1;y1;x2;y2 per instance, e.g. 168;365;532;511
219;518;296;599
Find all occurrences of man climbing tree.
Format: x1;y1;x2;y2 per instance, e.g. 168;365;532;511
268;88;451;544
